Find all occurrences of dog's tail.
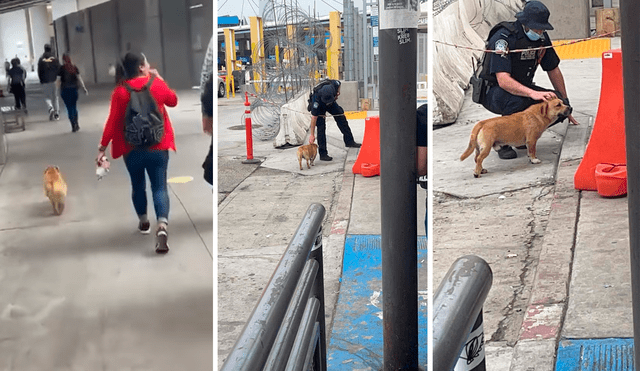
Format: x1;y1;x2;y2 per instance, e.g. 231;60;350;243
460;121;485;161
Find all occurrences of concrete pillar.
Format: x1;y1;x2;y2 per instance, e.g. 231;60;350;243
545;0;590;39
158;0;193;89
64;10;96;85
88;1;119;84
339;80;358;111
28;5;52;72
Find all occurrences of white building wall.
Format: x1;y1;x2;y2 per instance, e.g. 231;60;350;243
0;10;30;67
51;0;78;21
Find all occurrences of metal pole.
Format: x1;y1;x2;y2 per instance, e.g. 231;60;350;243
379;0;419;368
309;226;327;371
621;3;640;370
355;5;362;83
363;0;369;100
343;0;350;81
372;0;379;109
433;255;493;371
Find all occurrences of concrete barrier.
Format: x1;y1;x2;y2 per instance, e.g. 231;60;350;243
338;81;359;111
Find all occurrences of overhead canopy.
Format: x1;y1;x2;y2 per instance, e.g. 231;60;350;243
0;0;48;14
0;0;110;18
50;0;111;20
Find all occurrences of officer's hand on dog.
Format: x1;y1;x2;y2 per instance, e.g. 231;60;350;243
530;91;557;101
309;134;315;144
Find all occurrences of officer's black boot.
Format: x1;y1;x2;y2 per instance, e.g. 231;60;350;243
497;145;517;159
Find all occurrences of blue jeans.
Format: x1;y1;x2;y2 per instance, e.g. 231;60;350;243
123;149;170;223
60;87;78;121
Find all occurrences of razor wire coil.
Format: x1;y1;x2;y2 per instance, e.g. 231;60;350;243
245;1;335;140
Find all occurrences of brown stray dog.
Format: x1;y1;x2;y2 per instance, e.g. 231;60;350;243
297;143;318;170
43;166;67;215
460;98;572;178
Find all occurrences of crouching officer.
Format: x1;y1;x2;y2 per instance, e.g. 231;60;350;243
479;0;577;160
308;79;361;161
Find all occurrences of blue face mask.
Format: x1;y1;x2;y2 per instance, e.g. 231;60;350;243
525;29;543;41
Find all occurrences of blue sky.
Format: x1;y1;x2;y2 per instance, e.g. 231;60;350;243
217;0;344;21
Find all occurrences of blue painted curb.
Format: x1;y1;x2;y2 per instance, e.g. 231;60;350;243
327;235;428;370
556;338;634;371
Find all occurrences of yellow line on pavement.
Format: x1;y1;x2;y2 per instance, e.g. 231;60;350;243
168;176;193;184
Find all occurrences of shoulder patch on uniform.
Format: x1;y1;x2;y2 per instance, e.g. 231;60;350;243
313;101;319;109
495;39;508;54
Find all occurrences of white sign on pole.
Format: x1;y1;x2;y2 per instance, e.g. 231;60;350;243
379;0;419;30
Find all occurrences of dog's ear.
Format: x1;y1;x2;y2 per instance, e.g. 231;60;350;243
541;101;548;117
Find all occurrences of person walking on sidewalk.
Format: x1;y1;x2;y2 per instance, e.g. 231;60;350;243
477;1;578;160
308;79;361;161
7;57;27;111
58;53;88;132
38;44;61;121
97;52;178;254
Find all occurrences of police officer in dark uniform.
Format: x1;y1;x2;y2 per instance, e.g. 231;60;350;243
308;79;361;161
481;1;578;160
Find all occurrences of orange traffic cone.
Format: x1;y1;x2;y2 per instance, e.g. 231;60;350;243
352;116;381;176
574;49;627;190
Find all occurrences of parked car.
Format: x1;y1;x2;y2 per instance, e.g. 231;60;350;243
218;70;241;93
218;77;225;97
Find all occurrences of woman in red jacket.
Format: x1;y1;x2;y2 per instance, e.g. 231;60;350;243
97;52;178;254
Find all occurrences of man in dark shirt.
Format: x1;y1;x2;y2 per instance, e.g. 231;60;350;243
481;1;577;159
38;44;61;120
308;79;361;161
7;58;27;110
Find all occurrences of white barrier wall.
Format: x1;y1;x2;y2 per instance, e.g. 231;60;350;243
432;0;522;125
0;10;30;66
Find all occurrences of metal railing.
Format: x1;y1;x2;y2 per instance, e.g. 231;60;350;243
432;255;493;371
220;203;327;371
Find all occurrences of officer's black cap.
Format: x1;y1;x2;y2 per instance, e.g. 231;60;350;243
321;91;334;104
515;1;554;31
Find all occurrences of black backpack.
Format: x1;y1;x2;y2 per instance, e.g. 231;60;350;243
123;76;164;148
470;21;517;104
306;79;334;111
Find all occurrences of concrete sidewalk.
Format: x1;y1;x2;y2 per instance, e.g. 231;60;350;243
435;38;634;370
0;82;213;370
217;92;427;368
